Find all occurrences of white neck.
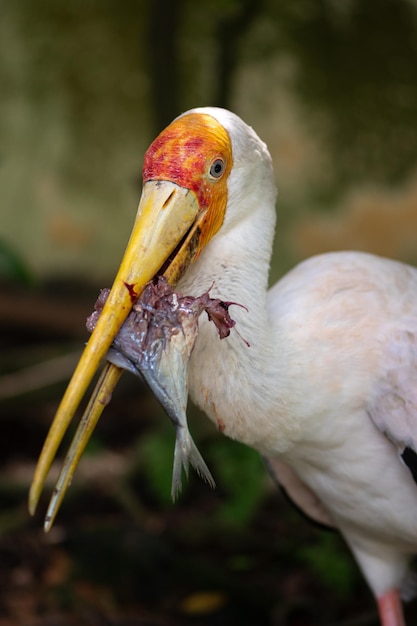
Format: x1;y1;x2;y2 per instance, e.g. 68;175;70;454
178;201;300;455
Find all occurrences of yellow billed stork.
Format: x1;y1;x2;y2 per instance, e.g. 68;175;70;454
30;107;417;626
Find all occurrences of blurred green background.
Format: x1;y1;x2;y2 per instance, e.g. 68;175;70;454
1;1;417;624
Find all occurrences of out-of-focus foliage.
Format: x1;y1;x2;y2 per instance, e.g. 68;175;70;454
0;238;34;285
140;426;180;506
297;532;357;598
207;438;266;527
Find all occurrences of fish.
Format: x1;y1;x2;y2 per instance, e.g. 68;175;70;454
87;276;241;498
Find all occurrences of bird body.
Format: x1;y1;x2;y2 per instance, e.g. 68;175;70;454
184;224;417;601
180;154;417;594
30;106;417;625
172;110;417;621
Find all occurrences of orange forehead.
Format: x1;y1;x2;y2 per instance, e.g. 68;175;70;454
143;113;232;209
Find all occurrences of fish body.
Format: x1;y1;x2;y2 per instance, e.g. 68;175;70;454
87;278;238;497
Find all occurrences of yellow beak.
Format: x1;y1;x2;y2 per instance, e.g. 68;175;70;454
29;180;204;530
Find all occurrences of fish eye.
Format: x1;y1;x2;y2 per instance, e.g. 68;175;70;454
209;158;226;179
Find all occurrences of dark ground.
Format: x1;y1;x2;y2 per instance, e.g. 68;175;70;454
1;281;416;626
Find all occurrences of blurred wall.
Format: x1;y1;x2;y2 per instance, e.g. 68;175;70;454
1;0;417;283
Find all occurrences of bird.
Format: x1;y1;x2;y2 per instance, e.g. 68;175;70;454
29;107;417;626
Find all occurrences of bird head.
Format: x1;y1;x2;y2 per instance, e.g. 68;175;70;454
29;107;276;528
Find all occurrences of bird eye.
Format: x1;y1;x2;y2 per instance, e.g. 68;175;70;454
209;158;226;179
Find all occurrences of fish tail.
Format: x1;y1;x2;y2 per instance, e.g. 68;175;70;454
171;430;189;500
187;436;216;490
171;429;216;500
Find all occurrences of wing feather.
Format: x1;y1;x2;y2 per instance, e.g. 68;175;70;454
368;324;417;482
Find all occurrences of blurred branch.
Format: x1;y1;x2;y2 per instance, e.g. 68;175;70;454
214;0;264;108
0;287;90;337
0;351;80;400
146;0;183;133
0;287;90;398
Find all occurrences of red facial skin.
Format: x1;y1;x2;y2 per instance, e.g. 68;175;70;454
142;113;233;254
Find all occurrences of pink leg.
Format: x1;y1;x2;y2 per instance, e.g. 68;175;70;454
377;589;406;626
